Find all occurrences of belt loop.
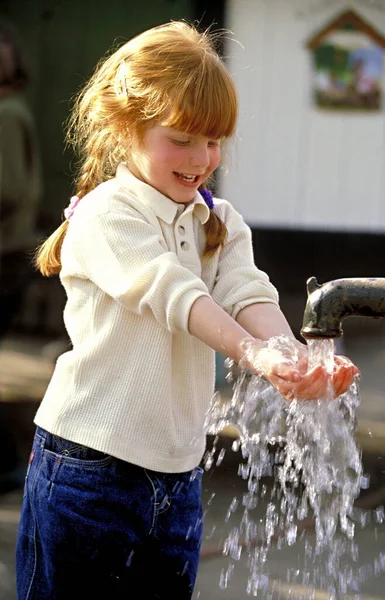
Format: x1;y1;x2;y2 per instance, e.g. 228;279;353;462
36;426;49;450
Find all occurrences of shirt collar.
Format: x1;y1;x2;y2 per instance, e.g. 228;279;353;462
116;163;210;225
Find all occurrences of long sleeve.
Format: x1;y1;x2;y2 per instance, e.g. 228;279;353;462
211;202;279;318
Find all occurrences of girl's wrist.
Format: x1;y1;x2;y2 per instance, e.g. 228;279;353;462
237;337;266;369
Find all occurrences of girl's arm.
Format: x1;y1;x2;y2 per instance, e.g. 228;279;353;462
188;296;301;389
235;302;295;341
188;295;258;364
188;296;358;400
188;298;295;359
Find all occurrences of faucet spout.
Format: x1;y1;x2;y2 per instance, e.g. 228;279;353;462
301;276;385;339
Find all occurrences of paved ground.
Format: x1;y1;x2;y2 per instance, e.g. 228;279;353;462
2;327;385;598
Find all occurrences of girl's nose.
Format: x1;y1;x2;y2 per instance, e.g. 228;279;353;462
190;145;210;169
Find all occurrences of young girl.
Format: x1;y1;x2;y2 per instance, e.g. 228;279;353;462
16;21;358;600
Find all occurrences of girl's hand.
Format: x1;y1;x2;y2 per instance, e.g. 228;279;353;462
286;343;360;398
240;337;359;401
267;364;330;401
332;355;360;397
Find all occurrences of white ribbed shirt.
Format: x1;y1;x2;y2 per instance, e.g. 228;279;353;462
35;164;279;472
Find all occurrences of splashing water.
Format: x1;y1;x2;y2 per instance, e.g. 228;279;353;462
204;337;385;597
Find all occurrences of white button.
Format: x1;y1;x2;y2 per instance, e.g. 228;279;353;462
178;225;185;235
180;241;189;251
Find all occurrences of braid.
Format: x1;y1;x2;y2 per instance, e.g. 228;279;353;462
75;154;105;199
203;210;227;259
34;220;69;276
34;149;110;276
74;128;126;198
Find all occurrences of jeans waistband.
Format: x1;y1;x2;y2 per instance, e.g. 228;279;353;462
34;426;111;461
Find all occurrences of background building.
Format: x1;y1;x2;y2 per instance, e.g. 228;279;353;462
220;0;385;334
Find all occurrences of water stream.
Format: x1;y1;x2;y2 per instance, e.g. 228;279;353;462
203;337;385;597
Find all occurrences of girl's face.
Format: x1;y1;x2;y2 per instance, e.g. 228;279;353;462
128;124;221;203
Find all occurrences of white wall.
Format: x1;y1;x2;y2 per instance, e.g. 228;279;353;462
221;0;385;232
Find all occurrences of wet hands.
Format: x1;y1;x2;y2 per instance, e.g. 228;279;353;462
332;354;360;397
239;336;359;401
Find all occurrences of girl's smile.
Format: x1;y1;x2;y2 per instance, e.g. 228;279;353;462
174;172;199;185
129;124;221;203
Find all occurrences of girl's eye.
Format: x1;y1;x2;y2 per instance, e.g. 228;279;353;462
208;140;220;147
171;138;190;146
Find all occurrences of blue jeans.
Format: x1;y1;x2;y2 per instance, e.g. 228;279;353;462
16;426;204;599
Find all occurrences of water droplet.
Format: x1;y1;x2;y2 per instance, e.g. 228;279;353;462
219;563;234;589
374;506;384;524
189;436;199;447
181;561;189;576
216;448;226;466
225;497;239;522
125;550;134;567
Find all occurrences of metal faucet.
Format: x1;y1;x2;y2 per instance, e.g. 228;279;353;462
300;276;385;339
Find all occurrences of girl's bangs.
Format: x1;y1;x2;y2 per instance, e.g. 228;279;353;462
162;70;237;139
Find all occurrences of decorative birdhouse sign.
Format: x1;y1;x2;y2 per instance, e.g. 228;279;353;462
306;9;385;110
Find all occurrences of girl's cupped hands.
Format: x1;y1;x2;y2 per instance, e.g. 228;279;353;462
240;336;359;401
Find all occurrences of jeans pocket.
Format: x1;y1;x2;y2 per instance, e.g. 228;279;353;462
51;435;108;460
41;430;113;466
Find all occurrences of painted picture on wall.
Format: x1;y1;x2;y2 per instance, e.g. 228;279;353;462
306;10;385;110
